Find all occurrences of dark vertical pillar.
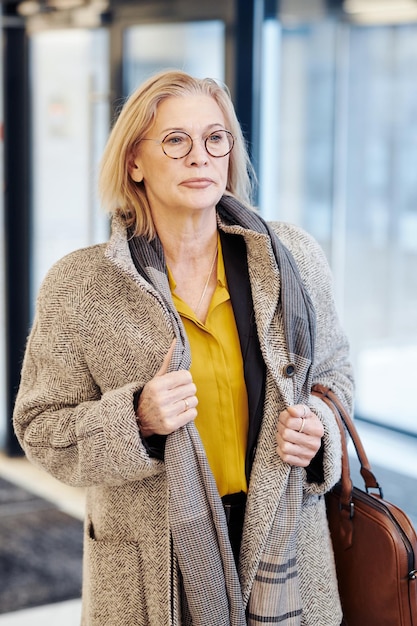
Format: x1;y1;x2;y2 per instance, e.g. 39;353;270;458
326;0;343;11
235;0;278;197
2;4;30;455
235;0;255;157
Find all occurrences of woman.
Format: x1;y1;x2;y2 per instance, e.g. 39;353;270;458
13;70;354;625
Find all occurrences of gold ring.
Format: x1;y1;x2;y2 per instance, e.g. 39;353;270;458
298;417;306;434
184;399;189;412
301;404;308;418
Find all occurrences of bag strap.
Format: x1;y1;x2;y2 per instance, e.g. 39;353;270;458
311;383;383;548
311;383;382;495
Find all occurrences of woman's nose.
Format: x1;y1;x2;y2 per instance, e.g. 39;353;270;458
186;138;209;165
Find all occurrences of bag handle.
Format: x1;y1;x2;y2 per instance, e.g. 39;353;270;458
311;383;383;549
311;383;382;495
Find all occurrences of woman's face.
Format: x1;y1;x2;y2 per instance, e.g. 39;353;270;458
130;95;230;218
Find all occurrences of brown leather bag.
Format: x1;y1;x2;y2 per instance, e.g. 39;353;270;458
312;383;417;626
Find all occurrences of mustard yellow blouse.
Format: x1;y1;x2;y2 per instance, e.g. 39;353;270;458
168;238;249;497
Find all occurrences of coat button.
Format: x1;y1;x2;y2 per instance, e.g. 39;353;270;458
283;363;296;377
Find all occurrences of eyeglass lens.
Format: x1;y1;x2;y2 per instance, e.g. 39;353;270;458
162;130;234;158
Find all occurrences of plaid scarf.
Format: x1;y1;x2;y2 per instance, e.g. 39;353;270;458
129;195;316;625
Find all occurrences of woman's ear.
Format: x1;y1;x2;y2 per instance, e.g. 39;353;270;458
129;156;144;183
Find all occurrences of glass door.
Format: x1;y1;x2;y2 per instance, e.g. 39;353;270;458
344;24;417;434
30;28;110;299
258;16;417;434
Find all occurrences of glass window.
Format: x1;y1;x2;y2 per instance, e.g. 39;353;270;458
123;21;225;95
0;28;5;448
30;28;110;301
259;19;337;258
344;25;417;434
258;18;417;435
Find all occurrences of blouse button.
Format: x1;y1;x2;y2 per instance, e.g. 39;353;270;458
283;363;296;378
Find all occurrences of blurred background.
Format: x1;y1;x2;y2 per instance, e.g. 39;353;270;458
0;0;416;622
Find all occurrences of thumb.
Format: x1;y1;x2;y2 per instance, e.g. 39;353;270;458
155;339;177;376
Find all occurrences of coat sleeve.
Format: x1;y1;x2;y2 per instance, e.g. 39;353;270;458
13;254;166;489
273;222;355;495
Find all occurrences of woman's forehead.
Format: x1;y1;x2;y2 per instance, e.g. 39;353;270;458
152;95;226;130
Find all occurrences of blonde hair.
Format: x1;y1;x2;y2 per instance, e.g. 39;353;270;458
99;69;255;239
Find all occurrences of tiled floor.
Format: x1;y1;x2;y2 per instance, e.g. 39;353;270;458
0;600;82;626
0;454;85;625
0;421;415;625
0;454;85;521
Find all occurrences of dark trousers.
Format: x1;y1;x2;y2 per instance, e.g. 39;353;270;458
222;491;247;565
222;492;345;626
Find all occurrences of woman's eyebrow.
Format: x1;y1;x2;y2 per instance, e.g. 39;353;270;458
159;123;226;134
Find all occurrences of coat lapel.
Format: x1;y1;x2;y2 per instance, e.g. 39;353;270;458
220;225;305;605
220;231;266;480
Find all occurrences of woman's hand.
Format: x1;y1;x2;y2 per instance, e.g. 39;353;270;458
276;404;324;467
136;340;198;438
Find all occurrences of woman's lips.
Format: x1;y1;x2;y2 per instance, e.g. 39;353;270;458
180;178;214;188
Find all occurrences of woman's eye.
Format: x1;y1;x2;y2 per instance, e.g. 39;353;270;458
166;134;186;145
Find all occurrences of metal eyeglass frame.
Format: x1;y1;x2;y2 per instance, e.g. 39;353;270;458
140;129;235;159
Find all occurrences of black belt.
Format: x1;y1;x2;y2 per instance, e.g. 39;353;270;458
222;491;247;523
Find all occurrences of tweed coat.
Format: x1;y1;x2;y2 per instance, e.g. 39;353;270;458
13;210;354;625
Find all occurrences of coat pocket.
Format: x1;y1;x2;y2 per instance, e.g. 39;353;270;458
82;519;148;626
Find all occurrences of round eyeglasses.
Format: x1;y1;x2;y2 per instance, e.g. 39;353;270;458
141;129;235;159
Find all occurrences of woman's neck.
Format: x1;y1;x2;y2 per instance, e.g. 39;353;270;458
153;209;219;322
154;209;218;266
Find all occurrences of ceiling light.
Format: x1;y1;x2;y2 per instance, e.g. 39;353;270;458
344;0;417;23
17;1;41;16
47;0;85;9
